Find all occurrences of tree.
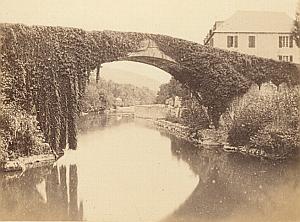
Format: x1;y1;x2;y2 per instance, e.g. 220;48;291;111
80;78;156;112
293;0;300;46
156;78;188;104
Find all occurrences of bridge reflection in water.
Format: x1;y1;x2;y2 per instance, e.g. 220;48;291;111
0;165;83;221
0;115;299;222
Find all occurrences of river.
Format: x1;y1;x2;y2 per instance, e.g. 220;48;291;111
0;114;299;222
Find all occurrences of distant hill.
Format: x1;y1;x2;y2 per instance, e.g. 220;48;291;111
92;67;163;92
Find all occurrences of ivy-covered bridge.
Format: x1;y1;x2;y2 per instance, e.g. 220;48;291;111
0;24;299;153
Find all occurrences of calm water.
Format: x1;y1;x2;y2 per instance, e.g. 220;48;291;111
0;114;299;222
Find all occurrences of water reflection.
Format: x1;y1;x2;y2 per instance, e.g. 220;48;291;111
0;165;83;221
72;116;198;222
78;113;133;133
47;165;83;221
164;135;300;222
0;115;299;222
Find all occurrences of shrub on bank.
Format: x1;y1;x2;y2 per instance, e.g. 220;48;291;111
181;101;210;130
249;125;300;157
0;98;50;160
228;86;300;156
165;113;182;124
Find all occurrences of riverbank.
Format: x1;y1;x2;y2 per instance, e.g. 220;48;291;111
222;145;291;160
0;154;56;172
150;119;294;160
153;119;227;146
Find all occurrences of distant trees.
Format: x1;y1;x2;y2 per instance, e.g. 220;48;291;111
80;78;156;113
156;78;189;104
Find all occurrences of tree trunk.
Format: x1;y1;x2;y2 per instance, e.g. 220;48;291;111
96;64;101;84
66;74;78;150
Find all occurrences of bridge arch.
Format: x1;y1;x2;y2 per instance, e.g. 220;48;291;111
0;24;299;153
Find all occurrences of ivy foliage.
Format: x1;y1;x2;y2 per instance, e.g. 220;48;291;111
0;23;299;151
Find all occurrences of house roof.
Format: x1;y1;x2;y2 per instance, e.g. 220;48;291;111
216;11;294;33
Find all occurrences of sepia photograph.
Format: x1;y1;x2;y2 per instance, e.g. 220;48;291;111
0;0;300;221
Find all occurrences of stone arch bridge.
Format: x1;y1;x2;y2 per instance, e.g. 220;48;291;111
0;24;299;153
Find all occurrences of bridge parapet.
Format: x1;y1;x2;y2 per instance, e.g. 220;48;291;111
127;39;176;63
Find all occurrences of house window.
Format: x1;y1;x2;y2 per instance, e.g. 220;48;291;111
227;36;233;48
234;36;238;48
278;55;293;62
279;36;293;48
248;36;256;48
227;35;238;48
289;37;293;48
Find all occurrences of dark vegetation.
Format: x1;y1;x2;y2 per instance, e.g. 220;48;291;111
156;78;188;104
0;94;50;160
158;78;300;158
228;87;300;157
156;77;210;130
292;0;300;47
0;23;299;156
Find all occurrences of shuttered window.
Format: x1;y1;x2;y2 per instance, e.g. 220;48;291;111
227;35;238;48
248;36;256;48
234;36;238;48
289;37;293;48
279;36;283;48
227;36;233;48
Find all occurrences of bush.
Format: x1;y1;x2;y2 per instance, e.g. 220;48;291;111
227;96;274;146
0;98;50;160
228;86;300;156
249;125;300;156
165;113;182;124
181;99;210;130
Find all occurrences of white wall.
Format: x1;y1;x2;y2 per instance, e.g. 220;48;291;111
211;32;300;64
134;104;170;119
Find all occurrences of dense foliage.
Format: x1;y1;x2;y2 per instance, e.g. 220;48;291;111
150;35;299;128
0;23;299;152
81;78;156;113
180;100;210;130
0;95;50;160
293;0;300;47
157;78;210;130
0;24;146;152
156;78;188;104
228;86;300;157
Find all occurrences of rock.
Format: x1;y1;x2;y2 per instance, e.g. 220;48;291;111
223;145;238;152
0;154;56;172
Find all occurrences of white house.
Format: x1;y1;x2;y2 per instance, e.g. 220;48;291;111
204;11;300;64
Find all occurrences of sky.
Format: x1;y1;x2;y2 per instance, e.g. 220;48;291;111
0;0;298;86
0;0;298;42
